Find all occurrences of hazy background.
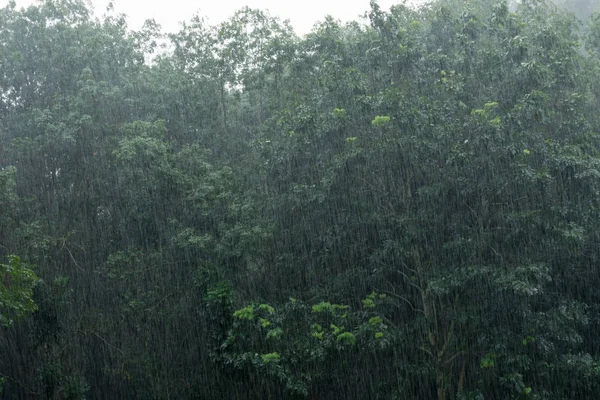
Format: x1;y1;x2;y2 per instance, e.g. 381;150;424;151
0;0;425;34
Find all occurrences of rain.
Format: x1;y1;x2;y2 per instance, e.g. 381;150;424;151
1;0;600;399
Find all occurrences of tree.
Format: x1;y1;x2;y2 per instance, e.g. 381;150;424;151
1;0;600;398
0;255;38;327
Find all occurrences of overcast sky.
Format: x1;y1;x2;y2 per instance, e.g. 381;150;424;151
1;0;422;35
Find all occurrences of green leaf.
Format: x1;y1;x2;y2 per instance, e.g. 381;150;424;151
312;301;348;313
371;115;391;127
258;304;275;315
261;352;280;364
362;298;375;309
259;318;271;328
267;328;283;339
233;305;255;320
336;332;357;345
0;256;39;327
331;324;344;336
480;353;496;369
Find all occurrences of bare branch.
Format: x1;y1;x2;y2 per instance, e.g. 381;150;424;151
379;288;424;314
0;372;40;396
394;268;423;293
445;350;467;365
64;246;85;272
89;331;125;355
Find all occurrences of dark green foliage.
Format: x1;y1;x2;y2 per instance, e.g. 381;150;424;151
1;0;600;398
0;256;39;327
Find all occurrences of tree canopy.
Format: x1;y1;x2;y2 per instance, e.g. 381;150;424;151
1;0;600;399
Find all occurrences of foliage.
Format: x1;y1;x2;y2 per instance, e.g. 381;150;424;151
0;256;38;327
1;0;600;398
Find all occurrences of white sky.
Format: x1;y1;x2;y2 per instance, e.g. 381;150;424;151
1;0;418;35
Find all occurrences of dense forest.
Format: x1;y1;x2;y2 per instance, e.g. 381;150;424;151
2;0;600;398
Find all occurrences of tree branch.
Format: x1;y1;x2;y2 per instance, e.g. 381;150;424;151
379;287;424;314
